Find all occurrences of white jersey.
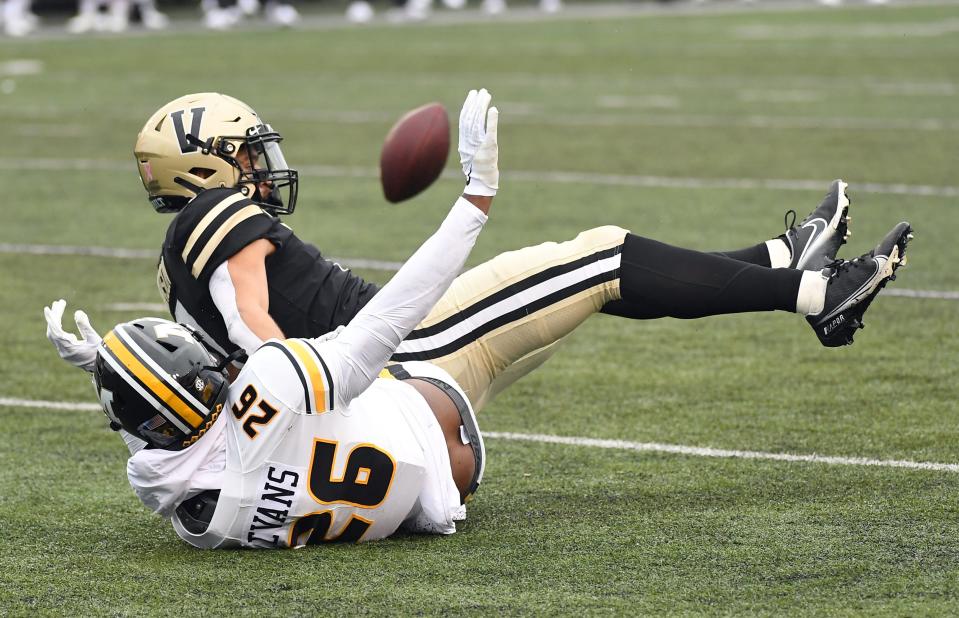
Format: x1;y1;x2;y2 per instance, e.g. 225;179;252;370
125;198;487;549
167;340;463;549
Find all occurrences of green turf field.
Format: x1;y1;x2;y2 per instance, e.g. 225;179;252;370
2;1;959;614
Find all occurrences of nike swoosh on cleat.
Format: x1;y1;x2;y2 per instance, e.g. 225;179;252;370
797;218;827;266
818;259;882;323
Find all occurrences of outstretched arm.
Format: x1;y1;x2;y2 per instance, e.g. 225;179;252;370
312;89;500;407
43;300;148;454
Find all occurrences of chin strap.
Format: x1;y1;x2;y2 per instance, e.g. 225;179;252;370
185;133;216;155
204;348;246;374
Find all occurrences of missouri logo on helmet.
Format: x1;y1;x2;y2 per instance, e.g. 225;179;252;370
93;318;230;450
134;92;299;216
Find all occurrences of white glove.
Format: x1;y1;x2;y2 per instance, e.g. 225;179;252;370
43;299;102;373
458;88;499;197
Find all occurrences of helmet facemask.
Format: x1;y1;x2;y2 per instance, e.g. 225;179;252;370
215;123;299;215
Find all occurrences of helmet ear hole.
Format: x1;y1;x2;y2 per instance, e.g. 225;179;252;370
189;167;216;179
156;340;178;353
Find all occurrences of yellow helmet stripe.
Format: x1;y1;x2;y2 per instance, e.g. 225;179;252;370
284;339;329;413
103;331;205;429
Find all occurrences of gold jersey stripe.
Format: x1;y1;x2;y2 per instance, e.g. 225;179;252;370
181;191;246;264
191;204;264;278
285;339;329;413
102;331;205;429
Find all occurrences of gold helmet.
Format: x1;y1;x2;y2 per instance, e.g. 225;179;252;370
134;92;298;214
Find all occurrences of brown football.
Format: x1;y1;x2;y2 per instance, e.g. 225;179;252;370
380;102;450;203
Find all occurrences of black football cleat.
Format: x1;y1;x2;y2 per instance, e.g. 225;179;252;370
785;179;852;271
806;221;913;347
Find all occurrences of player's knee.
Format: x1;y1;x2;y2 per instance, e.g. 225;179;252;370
573;225;630;251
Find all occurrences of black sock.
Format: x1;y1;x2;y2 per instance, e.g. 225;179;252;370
601;233;801;320
710;242;771;267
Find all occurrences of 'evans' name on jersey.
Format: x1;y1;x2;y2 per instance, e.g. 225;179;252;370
246;465;300;548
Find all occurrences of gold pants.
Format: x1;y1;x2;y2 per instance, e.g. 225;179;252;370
393;226;628;412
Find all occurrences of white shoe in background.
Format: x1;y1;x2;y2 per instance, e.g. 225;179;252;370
265;2;300;26
140;8;168;29
237;0;259;16
67;11;98;33
4;12;38;36
346;0;374;23
104;1;129;32
481;0;506;15
204;7;240;29
539;0;561;13
404;0;431;20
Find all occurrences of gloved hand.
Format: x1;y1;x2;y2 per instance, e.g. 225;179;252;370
43;299;102;373
458;88;499;197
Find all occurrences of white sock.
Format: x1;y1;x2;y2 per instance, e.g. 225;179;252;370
795;270;828;316
766;238;792;269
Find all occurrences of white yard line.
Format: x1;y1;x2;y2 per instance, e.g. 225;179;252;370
735;18;959;40
0;242;406;271
484;431;959;473
883;288;959;300
3;157;958;198
5;110;959;134
0;59;43;76
0;397;101;412
284;108;959;132
2;396;955;473
3;242;957;300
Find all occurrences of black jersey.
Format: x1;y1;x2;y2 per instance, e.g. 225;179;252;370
157;188;379;359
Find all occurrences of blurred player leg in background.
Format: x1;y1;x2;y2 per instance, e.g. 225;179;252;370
2;0;39;37
347;0;560;25
133;0;168;29
346;0;417;25
68;0;130;33
819;0;888;5
539;0;561;14
105;0;129;32
201;0;240;29
480;0;505;15
68;0;102;33
345;0;374;23
202;0;299;29
263;0;300;26
480;0;561;17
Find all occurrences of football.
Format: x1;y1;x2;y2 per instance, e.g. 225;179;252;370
380;102;450;203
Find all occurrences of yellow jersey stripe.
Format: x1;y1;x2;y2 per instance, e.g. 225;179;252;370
190;204;264;278
285;339;329;413
103;332;205;429
181;191;246;264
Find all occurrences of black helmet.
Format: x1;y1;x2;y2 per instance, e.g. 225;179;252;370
93;318;229;450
